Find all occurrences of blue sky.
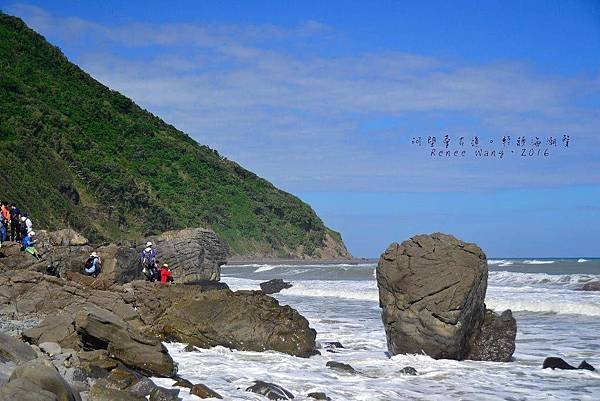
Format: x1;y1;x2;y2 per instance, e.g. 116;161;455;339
2;1;599;257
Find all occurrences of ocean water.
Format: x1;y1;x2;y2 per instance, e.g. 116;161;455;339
153;259;600;400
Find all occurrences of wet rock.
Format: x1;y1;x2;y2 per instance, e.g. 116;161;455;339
542;357;577;370
260;279;292;294
156;290;317;357
308;392;331;400
4;359;82;401
190;383;223;399
183;344;199;352
467;310;517;362
172;377;193;389
246;381;294;400
377;233;516;361
322;341;344;349
578;360;595;371
579;281;600;291
326;361;357;374
399;366;418;375
0;332;37;363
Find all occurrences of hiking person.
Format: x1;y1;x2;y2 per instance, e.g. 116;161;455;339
20;214;33;235
159;263;174;284
0;202;9;227
21;231;41;261
84;252;102;278
9;203;20;242
0;218;6;247
139;241;158;281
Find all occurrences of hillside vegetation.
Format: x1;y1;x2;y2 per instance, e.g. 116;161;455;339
0;13;350;258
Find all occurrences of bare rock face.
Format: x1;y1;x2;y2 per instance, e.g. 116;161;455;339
376;233;515;361
146;228;228;283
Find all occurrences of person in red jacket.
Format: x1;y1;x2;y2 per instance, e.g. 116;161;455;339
159;263;174;284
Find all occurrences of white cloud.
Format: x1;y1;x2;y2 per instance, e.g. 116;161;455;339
6;2;600;192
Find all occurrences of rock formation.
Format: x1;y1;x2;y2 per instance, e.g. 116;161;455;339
579;281;600;291
376;233;516;361
260;278;293;294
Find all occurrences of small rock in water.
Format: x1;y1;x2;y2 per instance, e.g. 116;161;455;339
129;378;158;397
39;341;62;356
326;361;357;374
183;344;199;352
149;386;180;401
246;380;294;400
172;376;194;389
308;392;331;400
542;357;577;370
322;341;344;349
577;360;595;371
190;383;223;399
579;281;600;291
259;279;293;294
399;366;418;375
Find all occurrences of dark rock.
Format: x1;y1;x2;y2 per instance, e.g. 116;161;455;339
260;279;293;294
308;392;331;400
149;386;180;401
326;361;357;374
183;344;199;352
0;332;37;363
88;382;146;401
579;281;600;291
4;359;82;401
156;290;317;357
0;378;58;401
542;357;577;370
172;377;194;389
577;360;595;371
377;233;515;361
399;366;418;375
322;341;344;349
146;228;229;283
246;381;294;400
467;309;517;362
190;383;223;399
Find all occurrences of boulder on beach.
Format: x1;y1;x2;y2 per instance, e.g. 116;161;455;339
260;279;293;294
156;289;317;357
0;332;37;364
376;233;516;361
190;383;223;399
0;359;82;401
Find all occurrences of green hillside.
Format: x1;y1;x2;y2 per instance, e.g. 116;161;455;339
0;13;350;259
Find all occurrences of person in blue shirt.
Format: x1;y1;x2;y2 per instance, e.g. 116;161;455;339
139;241;159;281
21;231;41;260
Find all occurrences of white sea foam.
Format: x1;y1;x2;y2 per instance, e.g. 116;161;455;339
253;264;279;273
578;258;589;263
488;271;598;288
523;259;556;264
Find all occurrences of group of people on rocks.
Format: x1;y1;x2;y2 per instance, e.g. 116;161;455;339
82;240;173;283
0;201;41;260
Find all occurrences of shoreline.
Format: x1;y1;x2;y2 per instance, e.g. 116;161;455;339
224;257;377;266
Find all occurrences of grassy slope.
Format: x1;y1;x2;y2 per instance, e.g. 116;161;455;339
0;13;350;258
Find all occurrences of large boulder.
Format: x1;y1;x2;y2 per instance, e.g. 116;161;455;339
376;233;515;361
146;228;228;283
156;290;317;357
23;304;176;377
579;281;600;291
0;359;81;401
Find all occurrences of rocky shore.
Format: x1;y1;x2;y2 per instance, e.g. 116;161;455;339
0;228;317;400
